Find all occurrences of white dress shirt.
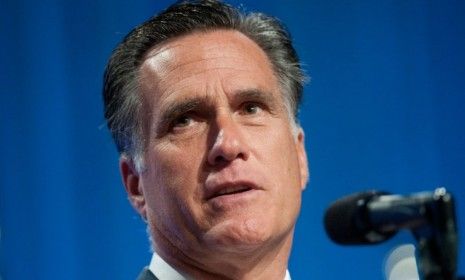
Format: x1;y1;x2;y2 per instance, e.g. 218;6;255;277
149;253;291;280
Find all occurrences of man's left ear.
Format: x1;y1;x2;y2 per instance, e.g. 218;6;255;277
296;128;309;190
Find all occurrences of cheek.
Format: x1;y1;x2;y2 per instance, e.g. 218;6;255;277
254;125;300;170
143;147;207;237
153;136;204;175
148;151;197;197
144;140;207;214
256;127;302;193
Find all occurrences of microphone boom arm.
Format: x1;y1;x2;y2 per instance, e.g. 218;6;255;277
411;188;458;280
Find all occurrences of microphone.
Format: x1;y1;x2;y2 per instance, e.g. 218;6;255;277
324;188;460;280
324;188;452;245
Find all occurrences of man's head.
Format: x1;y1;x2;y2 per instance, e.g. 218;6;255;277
104;0;305;165
103;0;308;277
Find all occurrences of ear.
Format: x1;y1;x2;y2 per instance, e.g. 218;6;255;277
119;155;147;221
296;128;309;190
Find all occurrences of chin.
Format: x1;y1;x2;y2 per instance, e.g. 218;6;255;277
202;217;276;253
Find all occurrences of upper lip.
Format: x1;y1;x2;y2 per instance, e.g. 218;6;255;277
204;180;261;200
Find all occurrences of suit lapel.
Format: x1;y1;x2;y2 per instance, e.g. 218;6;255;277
136;267;159;280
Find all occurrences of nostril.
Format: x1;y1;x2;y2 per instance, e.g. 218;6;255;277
237;152;246;160
214;155;227;164
210;152;245;166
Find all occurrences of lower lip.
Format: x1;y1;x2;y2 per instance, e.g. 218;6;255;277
208;189;261;210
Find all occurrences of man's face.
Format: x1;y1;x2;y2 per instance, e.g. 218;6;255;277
123;30;308;257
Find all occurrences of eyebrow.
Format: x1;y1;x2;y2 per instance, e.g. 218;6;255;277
157;97;207;131
155;88;278;133
233;88;277;107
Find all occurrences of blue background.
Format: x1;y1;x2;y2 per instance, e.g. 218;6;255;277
1;0;464;279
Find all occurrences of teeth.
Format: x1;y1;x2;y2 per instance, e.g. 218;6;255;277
217;185;249;196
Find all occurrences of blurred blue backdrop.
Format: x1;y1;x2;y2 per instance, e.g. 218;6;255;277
1;0;464;279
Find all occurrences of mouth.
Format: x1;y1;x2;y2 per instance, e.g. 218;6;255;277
215;185;253;196
205;182;258;201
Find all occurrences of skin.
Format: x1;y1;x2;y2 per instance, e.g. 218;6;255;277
120;30;309;280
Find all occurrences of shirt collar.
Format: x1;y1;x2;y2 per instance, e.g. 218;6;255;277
148;252;292;280
149;252;186;280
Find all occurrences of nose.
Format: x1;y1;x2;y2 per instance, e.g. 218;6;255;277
207;115;250;166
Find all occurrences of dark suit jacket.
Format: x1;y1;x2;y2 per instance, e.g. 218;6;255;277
136;268;159;280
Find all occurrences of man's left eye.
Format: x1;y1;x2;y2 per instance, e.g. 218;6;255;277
242;103;261;115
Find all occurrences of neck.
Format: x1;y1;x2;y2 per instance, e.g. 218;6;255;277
151;227;294;280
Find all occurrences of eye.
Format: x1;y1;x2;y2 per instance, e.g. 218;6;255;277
241;102;262;115
172;114;193;128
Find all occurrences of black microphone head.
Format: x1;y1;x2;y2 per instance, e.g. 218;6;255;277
324;190;397;245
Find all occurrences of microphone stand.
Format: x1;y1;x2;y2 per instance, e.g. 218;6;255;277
411;188;460;280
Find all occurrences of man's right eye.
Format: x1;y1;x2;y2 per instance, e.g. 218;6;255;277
172;115;193;128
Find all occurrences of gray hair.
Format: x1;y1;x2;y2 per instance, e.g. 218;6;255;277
103;0;306;165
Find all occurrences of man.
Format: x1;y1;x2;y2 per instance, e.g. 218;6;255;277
103;1;309;279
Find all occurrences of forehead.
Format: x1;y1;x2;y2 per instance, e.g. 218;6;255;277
138;30;279;101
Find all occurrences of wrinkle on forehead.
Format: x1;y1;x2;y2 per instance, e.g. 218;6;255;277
140;30;275;81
